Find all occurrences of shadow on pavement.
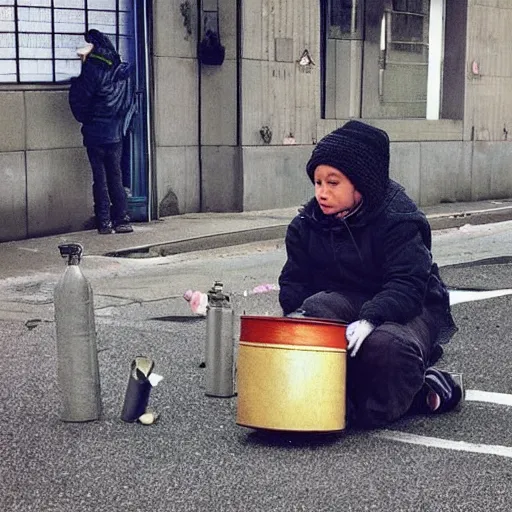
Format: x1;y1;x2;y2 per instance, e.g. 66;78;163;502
440;257;512;290
241;428;344;448
149;315;206;323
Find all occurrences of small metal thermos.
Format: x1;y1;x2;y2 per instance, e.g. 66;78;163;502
205;281;235;397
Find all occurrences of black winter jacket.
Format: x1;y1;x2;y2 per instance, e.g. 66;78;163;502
69;34;133;147
278;181;457;344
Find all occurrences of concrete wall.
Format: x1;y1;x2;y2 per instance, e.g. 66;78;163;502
153;0;200;215
200;0;241;212
238;0;320;210
236;0;512;212
0;89;92;242
241;139;512;211
240;0;320;147
465;0;512;141
241;146;312;210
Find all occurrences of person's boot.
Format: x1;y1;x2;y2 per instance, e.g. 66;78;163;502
113;215;133;234
97;220;113;235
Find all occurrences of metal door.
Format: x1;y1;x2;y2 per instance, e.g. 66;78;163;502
123;0;154;222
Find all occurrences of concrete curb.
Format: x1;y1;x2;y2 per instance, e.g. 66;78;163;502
106;205;512;258
106;225;288;258
427;205;512;230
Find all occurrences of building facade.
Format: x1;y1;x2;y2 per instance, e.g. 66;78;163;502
1;0;512;242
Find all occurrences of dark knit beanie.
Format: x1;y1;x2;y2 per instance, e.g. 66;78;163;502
306;120;390;212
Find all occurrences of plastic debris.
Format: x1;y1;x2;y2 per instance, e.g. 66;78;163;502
138;408;159;425
251;283;279;294
183;289;208;316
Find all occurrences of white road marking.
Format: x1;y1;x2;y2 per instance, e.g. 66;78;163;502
449;288;512;305
376;430;512;458
372;390;512;458
465;389;512;407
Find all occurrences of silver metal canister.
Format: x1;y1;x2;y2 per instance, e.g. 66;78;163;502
54;243;102;421
205;281;235;397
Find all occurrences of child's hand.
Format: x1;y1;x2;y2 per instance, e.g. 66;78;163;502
346;320;375;357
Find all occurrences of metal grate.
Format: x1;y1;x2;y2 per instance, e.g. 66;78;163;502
0;0;132;83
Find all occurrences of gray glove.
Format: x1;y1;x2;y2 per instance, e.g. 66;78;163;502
346;320;375;357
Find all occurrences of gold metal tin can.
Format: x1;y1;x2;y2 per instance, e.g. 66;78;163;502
236;316;347;432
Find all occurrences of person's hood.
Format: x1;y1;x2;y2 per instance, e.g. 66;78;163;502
85;29;120;67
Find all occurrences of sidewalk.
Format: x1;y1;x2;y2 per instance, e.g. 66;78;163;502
1;198;512;280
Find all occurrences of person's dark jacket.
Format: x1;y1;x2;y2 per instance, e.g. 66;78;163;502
278;180;457;344
69;30;133;147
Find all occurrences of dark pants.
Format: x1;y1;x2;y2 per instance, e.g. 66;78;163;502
300;291;439;428
121;135;131;190
86;142;128;225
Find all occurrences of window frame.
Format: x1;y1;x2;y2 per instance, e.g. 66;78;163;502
322;0;465;124
0;0;131;85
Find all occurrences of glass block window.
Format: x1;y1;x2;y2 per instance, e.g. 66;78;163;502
0;0;132;83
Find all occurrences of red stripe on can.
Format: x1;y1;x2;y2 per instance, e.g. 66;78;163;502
240;315;347;349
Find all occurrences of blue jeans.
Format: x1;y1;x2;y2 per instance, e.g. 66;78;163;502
86;142;128;225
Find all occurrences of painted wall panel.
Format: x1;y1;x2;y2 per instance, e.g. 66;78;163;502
219;0;238;61
26;148;93;237
242;0;263;60
25;91;82;150
389;143;421;205
317;119;463;142
242;145;311;211
201;59;237;146
419;141;472;205
201;146;241;212
153;0;197;58
154;56;198;147
241;0;320;147
155;146;199;214
0;92;25;152
241;59;267;145
465;3;512;141
472;141;512;200
0;152;27;242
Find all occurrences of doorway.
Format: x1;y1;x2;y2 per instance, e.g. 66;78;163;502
123;0;154;222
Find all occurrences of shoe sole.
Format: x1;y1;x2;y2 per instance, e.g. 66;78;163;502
451;373;464;411
114;227;133;234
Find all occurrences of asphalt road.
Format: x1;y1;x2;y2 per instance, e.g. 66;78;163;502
2;222;512;512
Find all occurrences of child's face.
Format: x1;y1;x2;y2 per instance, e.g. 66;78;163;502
314;165;362;218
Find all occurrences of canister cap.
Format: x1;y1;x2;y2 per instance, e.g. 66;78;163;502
207;280;230;306
58;243;83;265
240;315;347;350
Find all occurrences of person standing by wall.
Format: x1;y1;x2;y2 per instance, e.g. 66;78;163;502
69;29;134;234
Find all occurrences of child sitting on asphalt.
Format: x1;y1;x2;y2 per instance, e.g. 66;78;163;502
278;120;462;428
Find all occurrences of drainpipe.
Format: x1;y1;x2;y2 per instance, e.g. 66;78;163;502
197;1;204;211
236;0;241;148
143;0;157;220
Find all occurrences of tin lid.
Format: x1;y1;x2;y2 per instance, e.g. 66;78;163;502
240;315;347;349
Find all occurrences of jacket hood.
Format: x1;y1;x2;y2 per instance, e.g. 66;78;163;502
85;29;120;66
